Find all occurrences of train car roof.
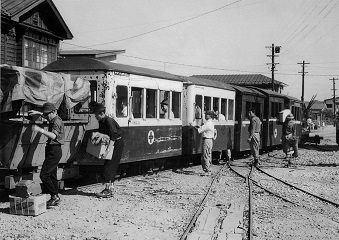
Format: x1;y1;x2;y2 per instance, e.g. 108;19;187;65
43;57;183;82
231;85;265;97
248;86;301;102
247;86;287;98
180;76;235;91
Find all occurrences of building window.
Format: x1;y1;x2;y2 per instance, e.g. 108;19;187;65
24;39;57;69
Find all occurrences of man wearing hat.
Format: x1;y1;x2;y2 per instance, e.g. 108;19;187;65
92;102;124;198
195;110;215;175
282;113;298;162
29;102;64;207
248;108;261;166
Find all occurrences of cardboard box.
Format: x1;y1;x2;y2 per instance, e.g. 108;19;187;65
86;139;113;159
9;194;46;216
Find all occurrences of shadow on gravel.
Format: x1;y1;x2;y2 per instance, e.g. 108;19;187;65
300;144;339;152
60;188;97;197
172;168;200;176
0;207;9;214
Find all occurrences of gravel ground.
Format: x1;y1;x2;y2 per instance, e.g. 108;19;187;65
0;126;338;240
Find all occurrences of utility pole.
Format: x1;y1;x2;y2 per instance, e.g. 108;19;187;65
330;77;338;116
297;61;310;105
266;44;280;91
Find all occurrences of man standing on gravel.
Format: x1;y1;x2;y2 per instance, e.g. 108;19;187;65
282;113;298;162
248;108;261;166
92;102;125;198
195;110;215;175
29;102;64;207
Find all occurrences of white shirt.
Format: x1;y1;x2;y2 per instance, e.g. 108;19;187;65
198;119;215;139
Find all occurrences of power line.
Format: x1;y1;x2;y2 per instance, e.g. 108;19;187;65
85;0;243;47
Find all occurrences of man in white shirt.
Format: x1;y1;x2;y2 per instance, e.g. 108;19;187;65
195;110;215;175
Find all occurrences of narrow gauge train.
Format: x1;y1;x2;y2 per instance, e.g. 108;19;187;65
0;57;302;186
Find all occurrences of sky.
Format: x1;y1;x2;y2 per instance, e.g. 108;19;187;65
53;0;339;102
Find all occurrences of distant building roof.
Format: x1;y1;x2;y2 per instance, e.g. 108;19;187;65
191;74;287;88
59;50;126;62
305;100;327;111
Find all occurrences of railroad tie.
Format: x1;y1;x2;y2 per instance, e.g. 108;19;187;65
217;203;244;240
186;206;220;240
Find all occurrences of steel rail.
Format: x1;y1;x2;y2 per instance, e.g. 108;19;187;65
256;166;339;208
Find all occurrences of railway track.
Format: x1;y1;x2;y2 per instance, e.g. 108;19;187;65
228;158;339;240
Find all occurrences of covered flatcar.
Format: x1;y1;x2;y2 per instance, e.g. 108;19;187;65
0;65;90;172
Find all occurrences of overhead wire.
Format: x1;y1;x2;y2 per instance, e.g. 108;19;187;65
85;0;244;47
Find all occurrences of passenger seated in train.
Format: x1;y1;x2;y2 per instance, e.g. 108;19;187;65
213;109;225;120
160;99;174;119
116;97;133;119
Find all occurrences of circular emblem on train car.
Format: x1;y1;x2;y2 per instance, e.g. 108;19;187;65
148;130;155;145
274;128;278;138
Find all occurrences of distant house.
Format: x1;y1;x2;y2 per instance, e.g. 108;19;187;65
324;97;339;113
305;100;327;120
1;0;73;69
191;74;287;93
59;49;126;63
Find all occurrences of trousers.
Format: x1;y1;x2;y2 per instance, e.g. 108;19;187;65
201;138;213;172
250;133;260;160
104;138;124;182
40;145;62;196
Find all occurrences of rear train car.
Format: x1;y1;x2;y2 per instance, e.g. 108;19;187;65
248;87;303;149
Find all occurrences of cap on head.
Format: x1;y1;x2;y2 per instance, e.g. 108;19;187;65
92;103;105;113
286;113;294;120
42;102;56;114
206;110;214;116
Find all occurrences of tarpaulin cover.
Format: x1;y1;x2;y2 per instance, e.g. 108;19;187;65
0;65;90;112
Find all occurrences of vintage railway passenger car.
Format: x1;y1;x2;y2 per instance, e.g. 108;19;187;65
232;85;265;152
248;87;303;149
43;57;184;165
180;76;235;159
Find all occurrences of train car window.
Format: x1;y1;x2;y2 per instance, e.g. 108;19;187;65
228;99;234;120
204;96;212;113
213;98;219;120
221;98;227;120
172;91;181;119
160;90;170;119
245;101;259;120
74;80;97;113
116;86;128;118
131;87;143;118
194;95;203;120
146;89;157;118
270;102;281;119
